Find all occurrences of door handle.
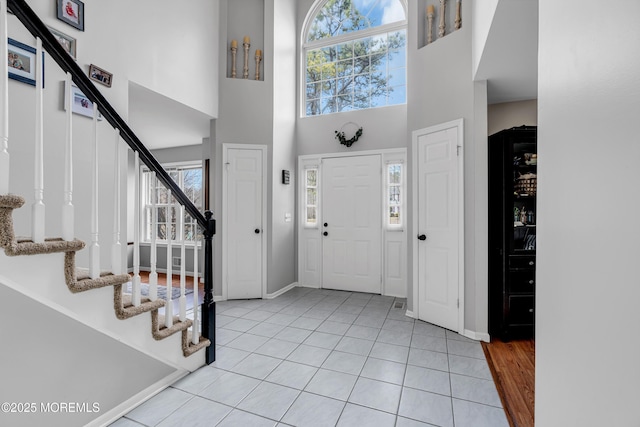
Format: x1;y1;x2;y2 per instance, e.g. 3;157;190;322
323;231;328;236
324;222;328;227
255;228;261;234
417;234;427;241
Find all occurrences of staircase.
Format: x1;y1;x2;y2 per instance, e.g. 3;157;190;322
1;196;210;358
1;0;216;368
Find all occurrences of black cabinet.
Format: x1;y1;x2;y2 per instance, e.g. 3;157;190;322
489;126;536;340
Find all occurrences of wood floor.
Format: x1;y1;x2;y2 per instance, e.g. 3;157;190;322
482;338;535;427
138;271;204;293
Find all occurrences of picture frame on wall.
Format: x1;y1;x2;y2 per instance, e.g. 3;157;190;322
7;38;44;87
56;0;84;31
47;27;77;59
88;64;113;87
64;81;101;120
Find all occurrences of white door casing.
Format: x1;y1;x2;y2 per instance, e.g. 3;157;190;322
322;155;382;293
223;144;267;300
412;119;464;333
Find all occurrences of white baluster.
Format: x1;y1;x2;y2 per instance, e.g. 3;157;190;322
89;102;100;279
148;172;158;301
164;191;173;328
61;73;74;241
111;129;121;274
32;38;45;243
131;151;141;306
0;0;10;195
179;205;186;321
192;229;199;345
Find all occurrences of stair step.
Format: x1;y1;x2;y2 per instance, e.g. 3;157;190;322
114;284;165;320
152;312;193;340
63;252;129;293
0;195;25;249
182;330;211;358
5;237;85;256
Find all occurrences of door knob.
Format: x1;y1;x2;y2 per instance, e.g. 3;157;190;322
417;234;427;241
323;231;328;236
324;222;328;227
255;228;260;234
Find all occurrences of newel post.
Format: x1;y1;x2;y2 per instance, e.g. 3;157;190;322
202;210;216;364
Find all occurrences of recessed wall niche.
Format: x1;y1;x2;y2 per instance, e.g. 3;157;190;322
227;0;265;81
418;0;462;49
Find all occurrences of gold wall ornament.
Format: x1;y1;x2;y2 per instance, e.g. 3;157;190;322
426;4;435;45
438;0;447;38
230;39;238;78
242;36;250;79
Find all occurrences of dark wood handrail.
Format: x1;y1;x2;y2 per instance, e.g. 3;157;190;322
8;0;216;363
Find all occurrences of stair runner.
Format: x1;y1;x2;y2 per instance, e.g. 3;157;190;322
0;194;210;357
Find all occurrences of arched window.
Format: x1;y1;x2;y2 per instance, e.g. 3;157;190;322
303;0;407;116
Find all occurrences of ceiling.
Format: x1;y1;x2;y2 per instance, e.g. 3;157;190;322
128;82;212;150
475;0;538;104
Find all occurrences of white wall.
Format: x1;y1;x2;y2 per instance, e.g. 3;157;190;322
213;0;297;298
407;0;488;337
536;1;640;425
472;0;500;78
0;280;179;427
270;0;298;293
6;0;219;270
488;99;537;135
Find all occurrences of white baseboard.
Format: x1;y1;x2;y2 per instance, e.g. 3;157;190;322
463;329;491;343
296;282;321;289
405;310;416;319
214;295;225;302
266;282;298;299
86;369;188;427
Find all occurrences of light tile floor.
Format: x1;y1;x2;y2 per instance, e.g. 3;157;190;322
111;287;509;427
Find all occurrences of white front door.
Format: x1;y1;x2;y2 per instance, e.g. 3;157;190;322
322;155;382;293
225;146;265;299
415;121;464;332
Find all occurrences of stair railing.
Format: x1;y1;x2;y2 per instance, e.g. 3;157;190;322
3;0;216;363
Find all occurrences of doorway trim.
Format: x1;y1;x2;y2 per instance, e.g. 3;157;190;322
222;143;268;300
298;148;407;296
411;119;465;334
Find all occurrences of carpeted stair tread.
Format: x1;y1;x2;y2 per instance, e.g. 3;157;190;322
152;312;193;340
4;237;85;256
182;331;211;357
0;194;26;209
63;251;129;293
114;284;165;319
1;192;209;358
71;272;131;293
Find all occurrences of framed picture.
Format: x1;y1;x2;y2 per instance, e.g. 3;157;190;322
64;82;101;120
48;27;76;59
7;38;44;87
56;0;84;31
88;64;112;87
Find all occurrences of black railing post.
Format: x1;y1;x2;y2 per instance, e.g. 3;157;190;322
202;210;216;364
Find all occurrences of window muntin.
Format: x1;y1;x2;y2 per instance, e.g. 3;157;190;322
305;168;319;226
304;0;406;116
307;0;406;41
387;162;402;227
142;164;202;242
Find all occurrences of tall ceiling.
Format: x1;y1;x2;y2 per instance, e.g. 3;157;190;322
128;82;212;150
475;0;538;104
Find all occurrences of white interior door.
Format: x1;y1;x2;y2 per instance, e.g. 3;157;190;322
322;155;382;293
415;121;463;332
225;147;264;299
